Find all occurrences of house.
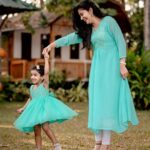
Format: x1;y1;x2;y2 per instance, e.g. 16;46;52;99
1;10;91;81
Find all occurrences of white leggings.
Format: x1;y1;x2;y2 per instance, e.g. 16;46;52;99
95;130;111;145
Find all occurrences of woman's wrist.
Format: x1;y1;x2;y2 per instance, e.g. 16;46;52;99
120;61;126;65
44;56;49;59
48;42;56;50
120;58;126;65
52;42;56;48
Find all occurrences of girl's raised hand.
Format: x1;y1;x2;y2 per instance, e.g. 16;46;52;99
44;51;49;59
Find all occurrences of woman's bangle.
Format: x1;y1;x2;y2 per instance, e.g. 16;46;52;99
44;57;49;59
120;61;126;65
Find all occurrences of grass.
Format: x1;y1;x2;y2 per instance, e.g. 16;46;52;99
0;101;150;150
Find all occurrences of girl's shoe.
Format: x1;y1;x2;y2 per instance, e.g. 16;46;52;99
54;143;61;150
93;142;102;150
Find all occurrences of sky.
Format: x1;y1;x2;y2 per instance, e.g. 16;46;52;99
22;0;45;7
22;0;144;10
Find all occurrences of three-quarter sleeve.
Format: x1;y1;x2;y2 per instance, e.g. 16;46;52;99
55;32;83;48
106;16;126;58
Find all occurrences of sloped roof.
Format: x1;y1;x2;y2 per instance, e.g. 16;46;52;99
2;10;60;31
0;0;38;15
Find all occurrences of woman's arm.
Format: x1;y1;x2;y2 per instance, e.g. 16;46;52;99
43;52;49;89
42;32;82;54
55;32;82;48
107;16;128;79
106;16;126;59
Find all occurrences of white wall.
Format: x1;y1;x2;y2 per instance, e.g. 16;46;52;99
61;46;70;60
13;27;87;60
60;43;86;61
13;27;50;59
14;31;21;58
32;28;49;58
79;44;86;60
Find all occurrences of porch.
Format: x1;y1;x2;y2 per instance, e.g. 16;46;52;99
9;59;91;81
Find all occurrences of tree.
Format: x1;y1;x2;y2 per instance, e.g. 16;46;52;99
125;0;144;53
45;0;112;16
45;0;80;16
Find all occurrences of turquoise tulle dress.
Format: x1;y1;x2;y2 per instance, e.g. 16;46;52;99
55;16;139;133
14;84;78;133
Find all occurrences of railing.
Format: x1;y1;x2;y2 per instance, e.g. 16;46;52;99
10;60;28;81
10;59;91;81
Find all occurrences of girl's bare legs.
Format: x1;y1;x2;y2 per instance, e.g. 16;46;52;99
34;125;42;150
42;122;61;150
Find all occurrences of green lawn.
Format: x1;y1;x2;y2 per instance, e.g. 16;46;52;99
0;101;150;150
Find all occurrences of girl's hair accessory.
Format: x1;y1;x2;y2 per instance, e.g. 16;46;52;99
36;65;40;70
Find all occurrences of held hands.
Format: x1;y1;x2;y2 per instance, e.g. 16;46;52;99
42;42;55;55
43;50;49;59
16;107;24;114
42;45;51;55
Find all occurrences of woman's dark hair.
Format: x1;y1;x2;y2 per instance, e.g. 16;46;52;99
32;65;44;76
72;0;104;49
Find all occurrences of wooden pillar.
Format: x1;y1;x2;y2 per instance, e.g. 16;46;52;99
49;24;55;71
144;0;150;50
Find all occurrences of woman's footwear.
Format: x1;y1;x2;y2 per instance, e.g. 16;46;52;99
93;142;102;150
54;143;61;150
100;145;110;150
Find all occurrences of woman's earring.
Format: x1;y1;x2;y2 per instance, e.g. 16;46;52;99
89;8;93;17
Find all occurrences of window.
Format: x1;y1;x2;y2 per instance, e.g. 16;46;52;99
55;35;62;59
70;44;79;59
41;34;50;58
21;33;31;60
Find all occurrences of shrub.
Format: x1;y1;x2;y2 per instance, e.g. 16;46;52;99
127;50;150;110
52;82;88;102
0;76;30;102
49;70;66;89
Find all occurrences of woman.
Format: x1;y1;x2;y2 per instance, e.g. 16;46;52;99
43;0;139;149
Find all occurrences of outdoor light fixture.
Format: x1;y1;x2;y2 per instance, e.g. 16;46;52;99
0;48;7;78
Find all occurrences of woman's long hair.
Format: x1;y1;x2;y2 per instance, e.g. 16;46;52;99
72;0;104;50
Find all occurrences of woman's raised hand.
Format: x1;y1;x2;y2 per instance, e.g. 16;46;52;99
42;45;51;55
42;42;56;55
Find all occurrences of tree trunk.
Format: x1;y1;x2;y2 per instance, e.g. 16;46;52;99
121;0;125;9
40;0;44;8
144;0;150;50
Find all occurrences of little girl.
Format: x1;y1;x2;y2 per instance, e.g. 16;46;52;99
14;51;78;150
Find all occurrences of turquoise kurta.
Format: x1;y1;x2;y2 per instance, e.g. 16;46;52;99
14;84;78;132
55;16;139;133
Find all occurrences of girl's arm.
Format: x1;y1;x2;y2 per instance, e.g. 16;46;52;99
42;32;82;54
43;52;49;89
16;98;31;113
